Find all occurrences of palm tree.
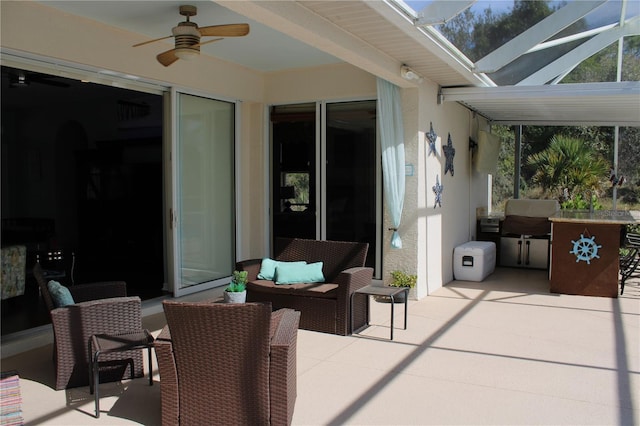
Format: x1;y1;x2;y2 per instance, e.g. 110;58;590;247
526;135;609;200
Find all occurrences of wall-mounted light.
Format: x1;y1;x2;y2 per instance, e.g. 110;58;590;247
401;65;423;83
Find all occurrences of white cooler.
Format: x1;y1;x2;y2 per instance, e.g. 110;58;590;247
454;241;496;282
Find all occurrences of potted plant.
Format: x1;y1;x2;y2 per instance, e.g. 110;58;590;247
376;270;417;303
223;270;248;303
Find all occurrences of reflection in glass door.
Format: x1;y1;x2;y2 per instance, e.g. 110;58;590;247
174;93;234;295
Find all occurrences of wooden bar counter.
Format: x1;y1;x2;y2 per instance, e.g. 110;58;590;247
549;210;639;298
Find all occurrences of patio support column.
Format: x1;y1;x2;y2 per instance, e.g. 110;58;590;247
383;86;422;296
514;125;522;198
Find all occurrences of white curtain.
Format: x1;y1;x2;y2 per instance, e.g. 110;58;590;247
377;78;405;249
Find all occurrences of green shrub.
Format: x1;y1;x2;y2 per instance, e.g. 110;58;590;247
389;270;417;288
561;193;603;210
226;270;248;293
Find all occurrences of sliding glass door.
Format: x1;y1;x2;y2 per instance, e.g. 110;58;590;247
324;100;379;270
271;100;380;275
171;92;235;296
271;103;318;241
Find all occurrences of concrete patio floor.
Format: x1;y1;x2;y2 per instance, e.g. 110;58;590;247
1;267;638;425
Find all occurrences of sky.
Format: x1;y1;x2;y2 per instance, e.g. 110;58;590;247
401;0;637;36
403;0;638;22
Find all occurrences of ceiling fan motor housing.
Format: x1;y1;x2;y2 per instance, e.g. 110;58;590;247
173;22;200;52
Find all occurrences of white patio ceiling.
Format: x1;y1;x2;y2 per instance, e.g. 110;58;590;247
26;0;640;126
236;0;639;126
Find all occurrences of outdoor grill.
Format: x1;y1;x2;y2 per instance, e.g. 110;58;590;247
500;199;560;269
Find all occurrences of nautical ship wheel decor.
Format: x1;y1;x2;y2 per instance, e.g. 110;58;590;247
569;230;602;264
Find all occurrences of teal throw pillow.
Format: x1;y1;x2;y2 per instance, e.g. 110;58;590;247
257;258;306;280
47;280;75;308
274;262;325;285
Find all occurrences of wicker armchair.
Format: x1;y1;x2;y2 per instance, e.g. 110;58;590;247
33;262;143;390
156;301;300;426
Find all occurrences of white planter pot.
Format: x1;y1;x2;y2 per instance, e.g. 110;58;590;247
224;290;247;304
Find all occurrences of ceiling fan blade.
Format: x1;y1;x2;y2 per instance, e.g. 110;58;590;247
133;35;174;48
191;38;223;48
157;49;179;67
198;23;250;37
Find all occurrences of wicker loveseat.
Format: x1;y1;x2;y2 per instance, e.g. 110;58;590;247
236;238;373;336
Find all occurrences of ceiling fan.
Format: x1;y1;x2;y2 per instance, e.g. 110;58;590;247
133;5;249;67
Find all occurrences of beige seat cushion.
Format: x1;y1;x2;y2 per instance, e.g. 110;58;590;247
247;280;338;299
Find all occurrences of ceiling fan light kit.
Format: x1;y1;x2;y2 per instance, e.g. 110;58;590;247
133;5;250;67
175;48;199;61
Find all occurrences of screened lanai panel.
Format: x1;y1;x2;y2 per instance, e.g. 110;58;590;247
622;36;640;81
479;0;631;85
401;0;639;87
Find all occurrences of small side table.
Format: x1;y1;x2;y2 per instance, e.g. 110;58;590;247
351;285;408;340
89;329;154;418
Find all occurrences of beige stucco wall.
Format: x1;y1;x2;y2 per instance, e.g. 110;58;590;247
381;79;484;298
1;0;489;298
237;101;267;258
265;63;377;104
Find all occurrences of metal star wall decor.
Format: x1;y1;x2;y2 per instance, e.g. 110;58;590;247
432;174;443;208
426;122;437;156
443;133;455;176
